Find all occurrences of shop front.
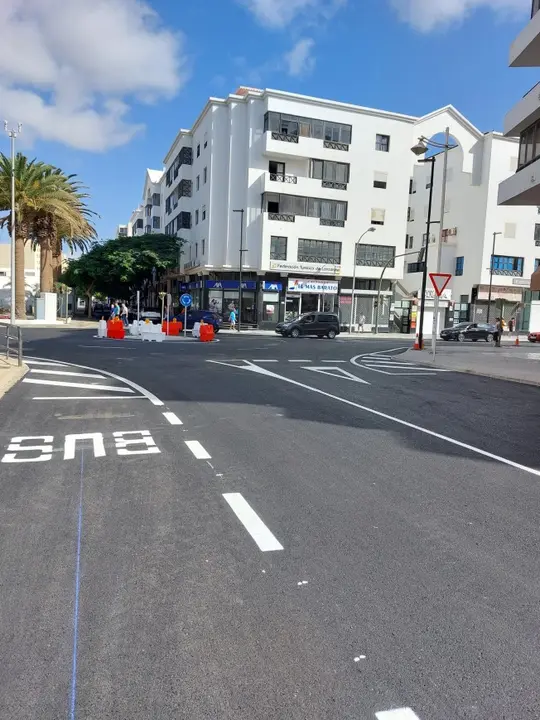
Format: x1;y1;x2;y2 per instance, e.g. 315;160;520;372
179;279;258;324
285;278;339;321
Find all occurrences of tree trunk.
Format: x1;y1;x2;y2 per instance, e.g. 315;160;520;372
87;292;92;318
14;233;26;319
37;214;55;293
52;238;63;283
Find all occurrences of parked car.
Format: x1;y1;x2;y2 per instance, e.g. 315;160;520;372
175;309;221;333
440;322;496;342
276;312;340;339
528;331;540;342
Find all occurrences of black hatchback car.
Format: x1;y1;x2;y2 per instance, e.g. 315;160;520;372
440;322;496;342
276;312;340;339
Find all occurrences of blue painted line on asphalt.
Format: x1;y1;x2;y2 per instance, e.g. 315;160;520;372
69;450;84;720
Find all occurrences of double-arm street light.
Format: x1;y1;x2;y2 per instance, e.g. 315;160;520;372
233;209;246;332
4;121;22;324
411;128;454;354
350;227;376;332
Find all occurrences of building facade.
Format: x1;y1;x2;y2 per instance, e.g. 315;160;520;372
127;169;164;237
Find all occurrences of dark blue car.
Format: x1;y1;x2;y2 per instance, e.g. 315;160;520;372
175;309;221;332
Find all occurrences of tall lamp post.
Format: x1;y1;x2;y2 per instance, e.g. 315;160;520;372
233;209;246;332
350;227;376;332
486;231;502;323
411;128;454;355
4;121;22;324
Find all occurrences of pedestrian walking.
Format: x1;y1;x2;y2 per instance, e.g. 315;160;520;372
495;316;503;347
358;313;366;333
121;302;129;327
508;316;515;333
229;307;237;331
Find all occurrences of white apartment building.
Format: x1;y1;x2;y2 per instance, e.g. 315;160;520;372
116;224;128;238
127;169;164;237
402;108;538;333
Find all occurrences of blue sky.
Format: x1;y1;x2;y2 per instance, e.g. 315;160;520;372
0;0;535;242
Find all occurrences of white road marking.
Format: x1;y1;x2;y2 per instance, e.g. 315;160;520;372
252;359;278;362
29;369;106;379
303;366;370;384
185;440;211;460
208;360;540;479
32;396;143;400
163;411;183;425
25;359;64;366
64;433;106;460
222;493;283;552
25;356;164;406
320;359;347;363
23;378;134;393
288;359;311;363
375;709;420;720
113;430;160;456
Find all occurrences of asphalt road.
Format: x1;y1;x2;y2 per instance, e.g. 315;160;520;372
1;327;540;719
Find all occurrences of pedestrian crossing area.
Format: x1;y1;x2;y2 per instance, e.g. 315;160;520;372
22;358;159;403
352;350;450;376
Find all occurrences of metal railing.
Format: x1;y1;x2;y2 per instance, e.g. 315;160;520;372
1;322;23;366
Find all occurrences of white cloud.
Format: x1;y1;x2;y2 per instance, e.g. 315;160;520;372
391;0;529;32
284;39;316;76
239;0;345;28
0;0;187;151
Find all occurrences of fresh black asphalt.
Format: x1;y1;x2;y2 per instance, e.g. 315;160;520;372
1;327;539;719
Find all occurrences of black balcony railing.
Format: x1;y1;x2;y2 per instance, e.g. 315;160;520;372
270;173;297;184
271;132;299;143
321;180;347;190
320;218;345;227
323;140;349;152
268;212;295;222
493;269;523;277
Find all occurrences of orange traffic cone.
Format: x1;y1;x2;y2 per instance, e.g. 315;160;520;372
515;335;520;346
413;333;423;350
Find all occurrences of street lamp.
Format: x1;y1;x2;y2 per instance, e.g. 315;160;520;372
413;156;436;350
350;227;376;332
233;209;246;332
487;231;502;323
410;128;455;353
4;121;22;324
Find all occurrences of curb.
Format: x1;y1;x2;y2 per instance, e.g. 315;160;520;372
0;362;29;400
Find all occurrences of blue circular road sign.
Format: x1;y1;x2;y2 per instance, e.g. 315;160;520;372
180;293;192;308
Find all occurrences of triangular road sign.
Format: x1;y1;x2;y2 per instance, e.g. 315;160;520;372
429;273;452;297
302;366;370;385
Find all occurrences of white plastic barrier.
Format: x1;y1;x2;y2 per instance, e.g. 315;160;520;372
141;323;164;342
97;319;107;338
129;320;146;336
192;322;201;339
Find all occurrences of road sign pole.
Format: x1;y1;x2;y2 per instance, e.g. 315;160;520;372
428;273;452;354
184;306;187;337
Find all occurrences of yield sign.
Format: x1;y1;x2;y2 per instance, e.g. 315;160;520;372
429;273;452;297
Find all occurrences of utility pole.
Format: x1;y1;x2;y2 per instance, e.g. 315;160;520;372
4;121;22;324
417;157;436;350
233;209;246;332
487;231;502;324
430;127;450;357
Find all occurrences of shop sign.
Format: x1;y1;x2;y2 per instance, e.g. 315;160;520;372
269;260;341;275
262;281;283;291
423;288;452;301
512;278;530;287
206;280;257;290
287;278;339;294
476;284;523;301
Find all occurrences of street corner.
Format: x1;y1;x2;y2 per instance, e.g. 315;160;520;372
0;358;28;400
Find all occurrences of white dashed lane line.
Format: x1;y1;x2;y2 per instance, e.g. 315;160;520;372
162;411;183;425
185;440;211;460
222;493;284;552
28;369;107;379
375;709;421;719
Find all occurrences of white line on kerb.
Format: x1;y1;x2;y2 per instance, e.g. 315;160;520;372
208;360;540;479
23;378;135;393
222;493;284;552
185;440;211;459
25;360;64;366
29;369;106;379
163;411;183;425
376;709;421;720
25;356;164;406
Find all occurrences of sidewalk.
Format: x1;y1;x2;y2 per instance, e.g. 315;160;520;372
219;328;409;340
403;340;540;386
0;357;28;399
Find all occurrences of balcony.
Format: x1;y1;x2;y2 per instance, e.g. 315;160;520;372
320;218;345;227
504;82;540;136
268;213;295;222
321;179;347;191
263;132;354;162
509;3;540;66
269;173;297;184
498;155;540;205
271;132;299;144
262;173;349;199
323;140;349;152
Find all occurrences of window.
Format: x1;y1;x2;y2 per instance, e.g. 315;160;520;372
204;132;208;149
371;208;386;226
264;193;347;222
0;271;6;276
195;242;198;258
407;262;426;273
409;178;416;194
202;239;205;255
455;256;464;276
145;204;152;217
270;235;287;260
407;207;414;222
492;255;524;275
24;270;36;276
535;223;540;245
405;234;413;249
375;134;390;152
178;212;191;229
263;111;351;145
145;224;151;234
152;216;161;229
504;222;516;238
533;0;540;18
204;167;208;184
197;143;200;157
535;258;540;269
356;244;395;267
196;175;200;191
518;119;540;169
195;209;199;225
165;197;171;214
269;160;285;177
202;205;206;221
152;193;160;206
310;159;349;184
373;172;387;189
297;238;341;264
136;219;143;229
